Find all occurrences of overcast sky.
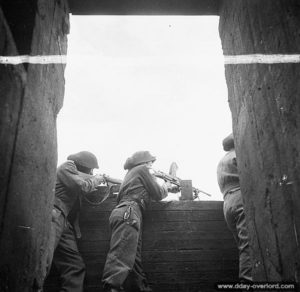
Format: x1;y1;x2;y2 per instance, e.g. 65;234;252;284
57;15;232;200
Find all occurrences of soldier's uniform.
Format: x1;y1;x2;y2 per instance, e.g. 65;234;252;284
46;151;104;292
217;134;252;282
102;151;168;292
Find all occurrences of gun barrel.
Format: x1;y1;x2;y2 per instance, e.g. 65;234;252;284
152;170;181;187
193;188;212;197
103;174;122;185
153;169;212;197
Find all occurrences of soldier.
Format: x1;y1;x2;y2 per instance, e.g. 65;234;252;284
102;151;170;292
45;151;106;292
217;134;252;282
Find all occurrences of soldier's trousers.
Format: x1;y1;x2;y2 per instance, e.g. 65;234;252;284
223;189;252;282
102;201;151;292
45;207;86;292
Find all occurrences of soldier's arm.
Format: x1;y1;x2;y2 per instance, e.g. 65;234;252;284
57;161;105;193
140;166;168;201
102;174;123;185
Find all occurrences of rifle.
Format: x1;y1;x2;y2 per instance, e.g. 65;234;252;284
152;170;181;188
102;174;122;185
84;174;122;206
152;169;212;198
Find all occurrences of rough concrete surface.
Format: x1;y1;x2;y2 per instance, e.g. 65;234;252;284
0;1;69;290
219;0;300;282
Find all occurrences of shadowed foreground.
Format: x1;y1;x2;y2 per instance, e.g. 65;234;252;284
45;199;238;292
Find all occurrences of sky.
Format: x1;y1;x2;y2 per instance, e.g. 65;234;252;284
57;15;232;201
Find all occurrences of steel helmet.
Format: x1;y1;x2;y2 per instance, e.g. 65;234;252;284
67;151;99;169
222;133;235;151
124;151;156;170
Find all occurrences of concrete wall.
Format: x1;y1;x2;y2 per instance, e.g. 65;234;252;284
1;0;300;290
0;1;69;290
68;0;221;15
219;0;300;282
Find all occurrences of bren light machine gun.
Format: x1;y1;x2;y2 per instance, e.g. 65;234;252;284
151;162;212;200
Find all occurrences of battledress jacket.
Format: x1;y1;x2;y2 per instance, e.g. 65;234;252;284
54;160;101;217
117;164;167;211
217;149;240;197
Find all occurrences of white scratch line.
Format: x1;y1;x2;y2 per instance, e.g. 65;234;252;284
0;55;67;65
2;54;300;65
224;54;300;64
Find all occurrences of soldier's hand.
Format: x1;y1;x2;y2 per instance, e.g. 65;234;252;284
95;174;106;185
166;182;180;193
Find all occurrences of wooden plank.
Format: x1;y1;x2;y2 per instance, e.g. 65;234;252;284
47;200;237;291
82;220;230;233
144;210;224;221
82;226;233;241
142;249;238;262
143;238;236;251
81;249;238;263
79;237;236;251
47;272;237;292
143;270;237;283
81;209;225;223
81;229;234;241
68;0;221;15
145;220;229;232
85;260;238;273
81;199;224;213
143;230;234;240
149;200;224;211
219;0;300;282
84;270;238;286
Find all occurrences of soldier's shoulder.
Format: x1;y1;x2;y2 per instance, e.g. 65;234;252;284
132;164;149;173
57;160;76;172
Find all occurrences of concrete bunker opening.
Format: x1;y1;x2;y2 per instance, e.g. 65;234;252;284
58;15;231;201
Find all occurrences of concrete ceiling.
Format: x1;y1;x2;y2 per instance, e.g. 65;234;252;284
68;0;221;15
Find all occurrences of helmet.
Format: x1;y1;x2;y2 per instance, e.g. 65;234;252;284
124;151;156;170
67;151;99;169
222;133;234;151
